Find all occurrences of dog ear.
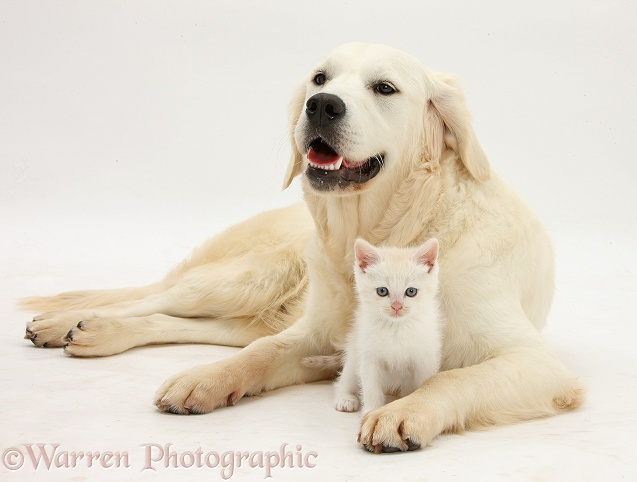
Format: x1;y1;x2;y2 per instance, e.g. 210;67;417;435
282;81;307;190
424;72;490;182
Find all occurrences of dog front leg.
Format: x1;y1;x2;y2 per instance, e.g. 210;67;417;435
154;320;336;414
155;250;352;414
357;345;583;453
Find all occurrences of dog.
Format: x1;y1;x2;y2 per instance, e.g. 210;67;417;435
23;42;583;453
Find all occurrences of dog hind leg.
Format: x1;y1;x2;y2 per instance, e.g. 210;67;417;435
62;314;272;357
25;248;308;352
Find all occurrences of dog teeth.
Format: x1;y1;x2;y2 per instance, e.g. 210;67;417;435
309;156;343;171
325;157;343;170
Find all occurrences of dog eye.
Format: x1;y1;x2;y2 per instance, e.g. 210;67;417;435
313;73;326;86
405;287;418;297
376;287;389;297
375;82;396;95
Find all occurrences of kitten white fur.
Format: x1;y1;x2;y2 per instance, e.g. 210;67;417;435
335;238;442;415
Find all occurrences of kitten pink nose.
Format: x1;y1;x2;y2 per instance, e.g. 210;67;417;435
391;301;403;313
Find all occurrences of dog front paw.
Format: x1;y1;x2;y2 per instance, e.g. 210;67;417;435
155;362;247;415
357;396;435;454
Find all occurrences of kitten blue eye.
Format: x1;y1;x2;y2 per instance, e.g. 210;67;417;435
405;287;418;297
376;287;389;297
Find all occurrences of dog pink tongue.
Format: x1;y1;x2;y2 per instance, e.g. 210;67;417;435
308;148;340;165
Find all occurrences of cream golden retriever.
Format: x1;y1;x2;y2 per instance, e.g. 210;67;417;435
23;42;583;453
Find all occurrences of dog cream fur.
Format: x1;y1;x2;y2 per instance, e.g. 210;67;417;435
23;43;582;452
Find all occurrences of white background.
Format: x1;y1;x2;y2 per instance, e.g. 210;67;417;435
1;1;636;481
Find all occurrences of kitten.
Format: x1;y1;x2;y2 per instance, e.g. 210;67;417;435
334;238;443;415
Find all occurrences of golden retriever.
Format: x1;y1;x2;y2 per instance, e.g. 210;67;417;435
23;42;583;453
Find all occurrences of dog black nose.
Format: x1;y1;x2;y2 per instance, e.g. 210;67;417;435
305;93;346;126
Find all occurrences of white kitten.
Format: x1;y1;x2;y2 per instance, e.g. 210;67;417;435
334;238;443;415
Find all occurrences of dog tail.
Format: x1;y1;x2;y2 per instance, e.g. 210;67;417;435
18;283;165;313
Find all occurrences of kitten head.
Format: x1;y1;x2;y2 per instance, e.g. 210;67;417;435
353;238;440;319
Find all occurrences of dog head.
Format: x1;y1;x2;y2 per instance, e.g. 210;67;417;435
283;42;490;194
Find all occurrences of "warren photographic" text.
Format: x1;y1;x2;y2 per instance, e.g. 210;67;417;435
2;442;319;479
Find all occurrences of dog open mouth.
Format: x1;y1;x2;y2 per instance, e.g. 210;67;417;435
305;138;384;191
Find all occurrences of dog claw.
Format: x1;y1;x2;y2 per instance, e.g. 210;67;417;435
362;439;421;454
362;444;381;454
381;445;401;453
167;406;186;415
65;330;74;341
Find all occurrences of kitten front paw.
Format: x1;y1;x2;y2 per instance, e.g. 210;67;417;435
335;396;360;412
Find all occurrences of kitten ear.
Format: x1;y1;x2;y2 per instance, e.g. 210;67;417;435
414;238;439;273
354;238;380;272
